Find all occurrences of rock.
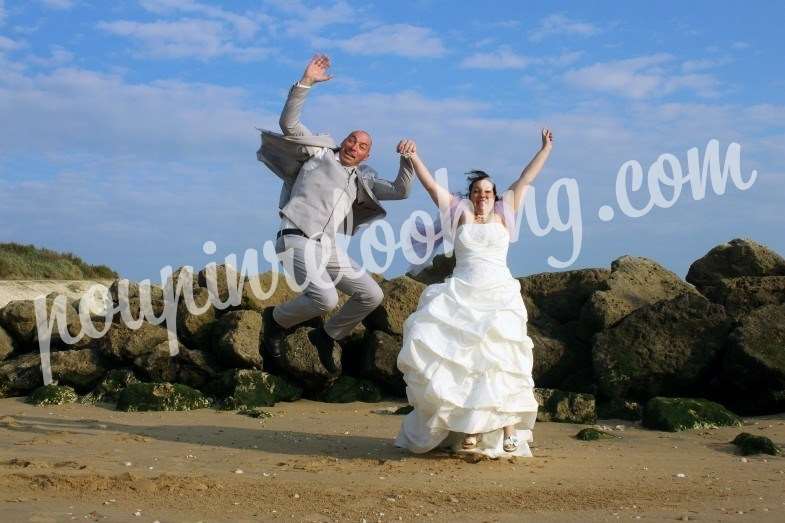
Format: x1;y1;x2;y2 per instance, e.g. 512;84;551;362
217;369;302;409
337;324;369;377
176;347;221;390
133;341;182;383
701;276;785;317
575;427;618;441
237;407;273;419
27;384;78;406
80;369;140;404
94;322;170;363
0;325;15;361
50;348;108;390
407;254;456;285
279;326;341;390
363;276;425;336
593;292;731;401
322;376;383;403
198;263;242;304
116;382;210;411
0;294;82;348
641;397;742;432
361;330;404;395
580;256;698;333
0;353;45;397
686;238;785;296
176;287;215;351
234;272;298;314
108;279;165;321
166;266;199;296
722;304;785;414
519;269;610;326
534;388;597;424
528;323;590;389
731;432;782;456
596;399;642;421
213;310;263;369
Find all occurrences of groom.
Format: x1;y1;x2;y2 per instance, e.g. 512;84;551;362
257;54;416;372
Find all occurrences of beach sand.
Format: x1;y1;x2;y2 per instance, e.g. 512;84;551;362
0;398;783;522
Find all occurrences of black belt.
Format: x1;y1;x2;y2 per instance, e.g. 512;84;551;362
276;228;308;240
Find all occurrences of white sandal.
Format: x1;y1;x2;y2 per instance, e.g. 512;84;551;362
503;435;520;452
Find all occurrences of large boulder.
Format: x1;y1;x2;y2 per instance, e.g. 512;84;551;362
280;326;341;391
27;384;78;406
580;256;698;334
80;369;140;404
108;279;165;322
642;397;742;432
721;304;785;414
0;325;15;361
213;310;263;369
322;375;383;403
0;348;108;397
534;388;596;424
593;292;731;401
93;321;170;363
686;238;785;296
407;254;456;285
528;323;591;389
361;330;404;395
198;263;242;304
176;287;216;351
363;276;424;336
176;347;221;390
233;272;298;314
519;268;610;327
701;276;785;318
0;294;82;348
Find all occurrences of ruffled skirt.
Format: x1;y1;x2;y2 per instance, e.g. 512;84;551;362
395;273;538;458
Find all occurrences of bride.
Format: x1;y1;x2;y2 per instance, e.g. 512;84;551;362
395;129;553;458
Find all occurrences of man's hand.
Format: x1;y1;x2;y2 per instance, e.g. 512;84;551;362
397;139;417;158
300;54;332;86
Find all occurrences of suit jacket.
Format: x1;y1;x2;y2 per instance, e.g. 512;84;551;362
257;84;414;237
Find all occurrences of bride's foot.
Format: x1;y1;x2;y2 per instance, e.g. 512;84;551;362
503;435;520;452
462;433;482;450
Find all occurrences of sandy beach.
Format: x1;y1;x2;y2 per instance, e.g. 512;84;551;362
0;398;783;522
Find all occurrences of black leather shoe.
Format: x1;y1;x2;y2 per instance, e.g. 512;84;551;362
262;307;287;367
308;326;338;374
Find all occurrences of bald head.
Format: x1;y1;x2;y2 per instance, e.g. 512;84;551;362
338;130;372;167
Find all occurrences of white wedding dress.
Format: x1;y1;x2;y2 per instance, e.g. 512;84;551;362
396;221;538;458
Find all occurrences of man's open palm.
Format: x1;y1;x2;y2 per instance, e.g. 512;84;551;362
302;54;332;85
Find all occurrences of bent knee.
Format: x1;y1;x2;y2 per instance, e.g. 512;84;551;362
364;282;384;309
309;288;340;313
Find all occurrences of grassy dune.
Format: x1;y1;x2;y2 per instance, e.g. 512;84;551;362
0;243;117;280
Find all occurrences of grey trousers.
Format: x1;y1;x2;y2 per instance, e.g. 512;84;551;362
272;234;383;340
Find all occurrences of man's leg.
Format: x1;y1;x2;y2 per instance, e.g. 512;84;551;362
265;235;339;364
322;246;384;341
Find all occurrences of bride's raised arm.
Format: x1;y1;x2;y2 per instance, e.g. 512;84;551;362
507;129;554;212
396;139;454;210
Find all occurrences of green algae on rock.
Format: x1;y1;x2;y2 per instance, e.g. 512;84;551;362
322;375;383;403
731;432;782;456
575;427;619;441
219;369;302;409
642;397;742;432
28;384;78;406
116;382;210;411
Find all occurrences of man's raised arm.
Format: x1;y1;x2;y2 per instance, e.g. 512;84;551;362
370;142;417;201
279;54;333;137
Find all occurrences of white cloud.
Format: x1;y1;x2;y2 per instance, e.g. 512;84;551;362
731;41;750;50
529;14;600;42
681;56;732;73
563;54;720;99
98;18;271;61
139;0;269;39
265;0;354;38
0;0;6;25
321;24;445;58
460;47;534;70
0;35;22;52
39;0;75;9
28;45;73;67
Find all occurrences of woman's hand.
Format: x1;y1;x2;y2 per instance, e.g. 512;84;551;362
541;128;554;151
397;138;417;159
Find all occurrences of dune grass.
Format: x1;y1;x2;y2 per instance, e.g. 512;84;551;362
0;242;118;280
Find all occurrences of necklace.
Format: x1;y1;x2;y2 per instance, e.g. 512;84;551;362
474;210;494;224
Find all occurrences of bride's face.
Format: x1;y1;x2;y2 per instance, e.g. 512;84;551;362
470;179;495;216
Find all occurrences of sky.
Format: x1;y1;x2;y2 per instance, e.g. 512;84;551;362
1;0;783;282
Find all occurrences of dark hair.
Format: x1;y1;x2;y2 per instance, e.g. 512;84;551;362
466;170;500;201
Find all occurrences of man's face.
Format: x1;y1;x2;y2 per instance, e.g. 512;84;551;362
338;131;372;167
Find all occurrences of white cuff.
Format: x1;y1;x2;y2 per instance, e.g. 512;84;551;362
295;81;312;89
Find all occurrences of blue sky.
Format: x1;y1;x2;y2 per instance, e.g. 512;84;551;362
1;0;783;282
